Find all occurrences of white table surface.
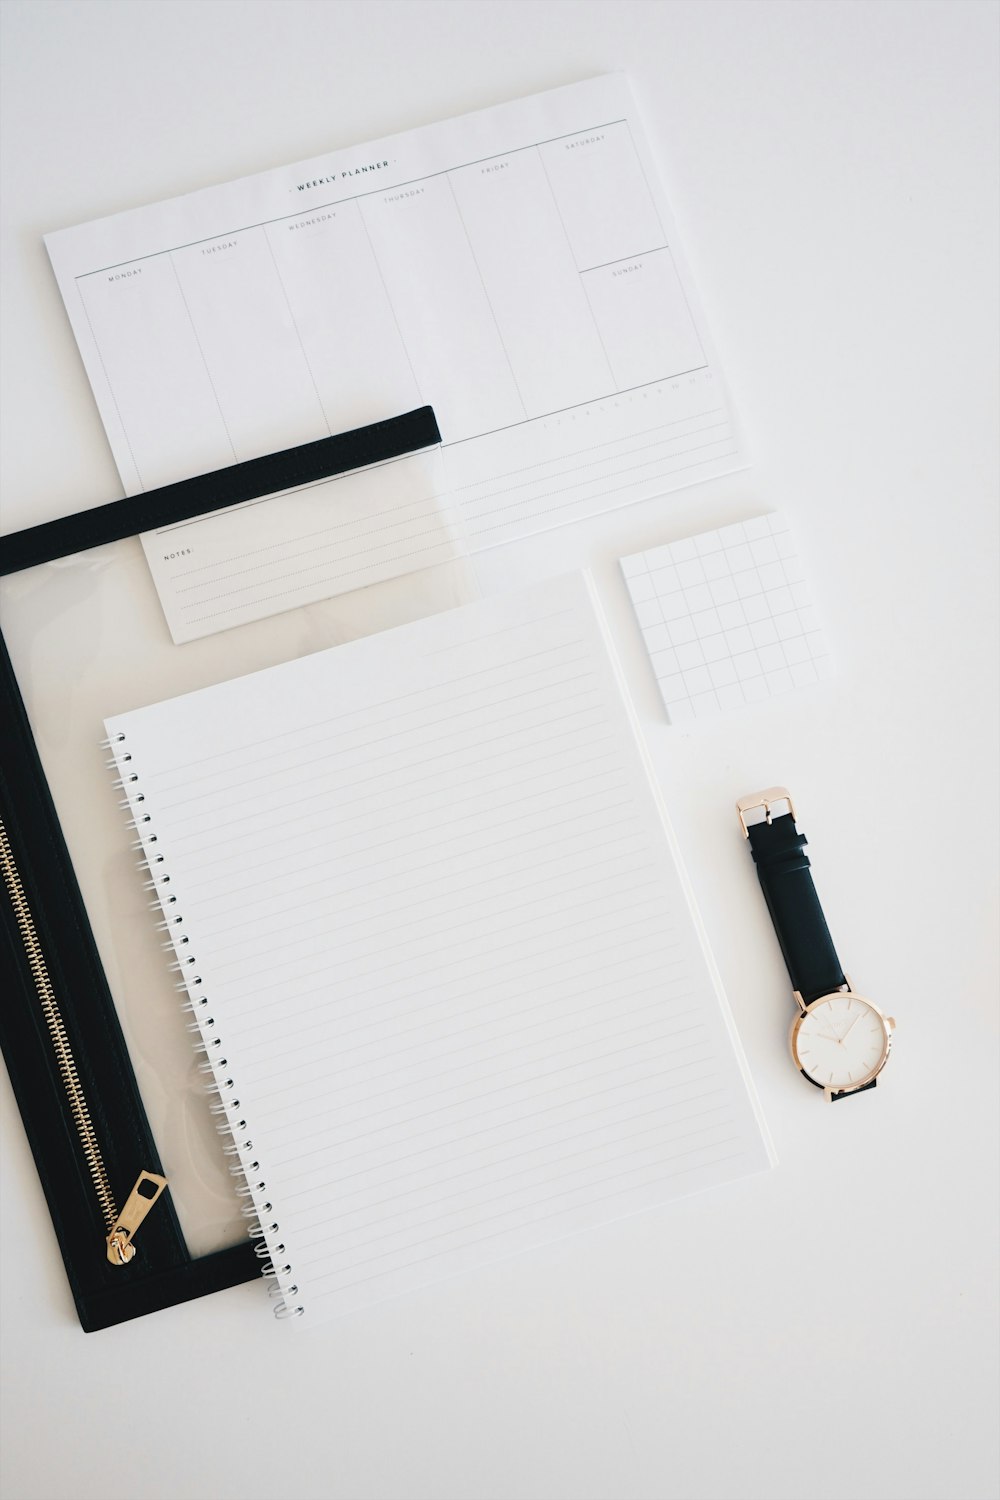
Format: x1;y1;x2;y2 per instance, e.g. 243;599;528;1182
1;4;997;1499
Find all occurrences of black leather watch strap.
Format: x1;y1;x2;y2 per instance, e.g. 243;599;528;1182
740;793;846;1004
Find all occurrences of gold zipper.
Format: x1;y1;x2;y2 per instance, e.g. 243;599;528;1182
0;814;167;1265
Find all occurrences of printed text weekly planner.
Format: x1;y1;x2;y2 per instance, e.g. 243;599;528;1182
48;77;744;641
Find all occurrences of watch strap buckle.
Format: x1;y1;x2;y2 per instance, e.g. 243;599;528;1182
736;786;796;838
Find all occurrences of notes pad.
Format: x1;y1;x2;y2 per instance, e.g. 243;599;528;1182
107;575;772;1325
621;514;832;723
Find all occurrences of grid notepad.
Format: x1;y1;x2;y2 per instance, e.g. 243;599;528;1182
621;514;831;724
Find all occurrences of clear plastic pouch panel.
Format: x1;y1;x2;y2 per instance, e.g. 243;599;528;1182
0;535;479;1256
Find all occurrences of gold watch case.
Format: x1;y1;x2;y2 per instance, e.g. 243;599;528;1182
789;983;895;1102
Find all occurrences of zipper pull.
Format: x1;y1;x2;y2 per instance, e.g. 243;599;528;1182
106;1171;168;1265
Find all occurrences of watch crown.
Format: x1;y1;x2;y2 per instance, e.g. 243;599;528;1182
887;1016;896;1031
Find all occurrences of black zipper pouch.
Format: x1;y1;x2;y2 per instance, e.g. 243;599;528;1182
0;407;451;1330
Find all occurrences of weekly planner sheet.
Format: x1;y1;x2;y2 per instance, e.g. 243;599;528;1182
46;76;744;641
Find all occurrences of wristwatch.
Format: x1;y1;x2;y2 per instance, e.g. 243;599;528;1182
736;788;894;1101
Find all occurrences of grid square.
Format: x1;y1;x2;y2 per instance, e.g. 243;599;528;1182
660;592;691;623
741;594;771;623
675;641;706;671
701;633;731;664
750;617;778;648
650;564;682;595
710;576;738;605
733;650;762;682
716;601;746;630
734;569;763;599
775;611;804;642
692;607;723;638
781;635;810;665
668;616;697;647
702;551;731;581
749;536;779;566
709;658;738;688
757;642;786;672
675;557;707;587
682;665;713;696
620;514;831;724
765;586;794;617
726;543;753;572
683;582;713;613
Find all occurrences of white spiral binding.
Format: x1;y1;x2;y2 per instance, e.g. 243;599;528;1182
107;729;303;1320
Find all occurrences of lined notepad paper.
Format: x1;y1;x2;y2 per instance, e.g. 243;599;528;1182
107;576;771;1325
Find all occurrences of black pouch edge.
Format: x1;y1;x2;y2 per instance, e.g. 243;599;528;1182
0;407;440;1330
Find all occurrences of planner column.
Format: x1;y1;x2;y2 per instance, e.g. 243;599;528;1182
539;124;706;390
447;149;615;418
358;179;525;444
169;230;330;463
75;258;241;492
264;204;422;435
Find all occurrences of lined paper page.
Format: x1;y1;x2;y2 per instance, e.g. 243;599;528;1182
140;446;457;645
107;575;771;1324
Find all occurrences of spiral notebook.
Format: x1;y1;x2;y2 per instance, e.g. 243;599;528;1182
106;574;772;1326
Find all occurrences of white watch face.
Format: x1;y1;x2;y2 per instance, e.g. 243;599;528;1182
792;993;890;1091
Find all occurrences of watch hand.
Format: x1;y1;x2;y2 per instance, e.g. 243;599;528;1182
841;1012;865;1043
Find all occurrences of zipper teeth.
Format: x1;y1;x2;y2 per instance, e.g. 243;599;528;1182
0;815;119;1232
